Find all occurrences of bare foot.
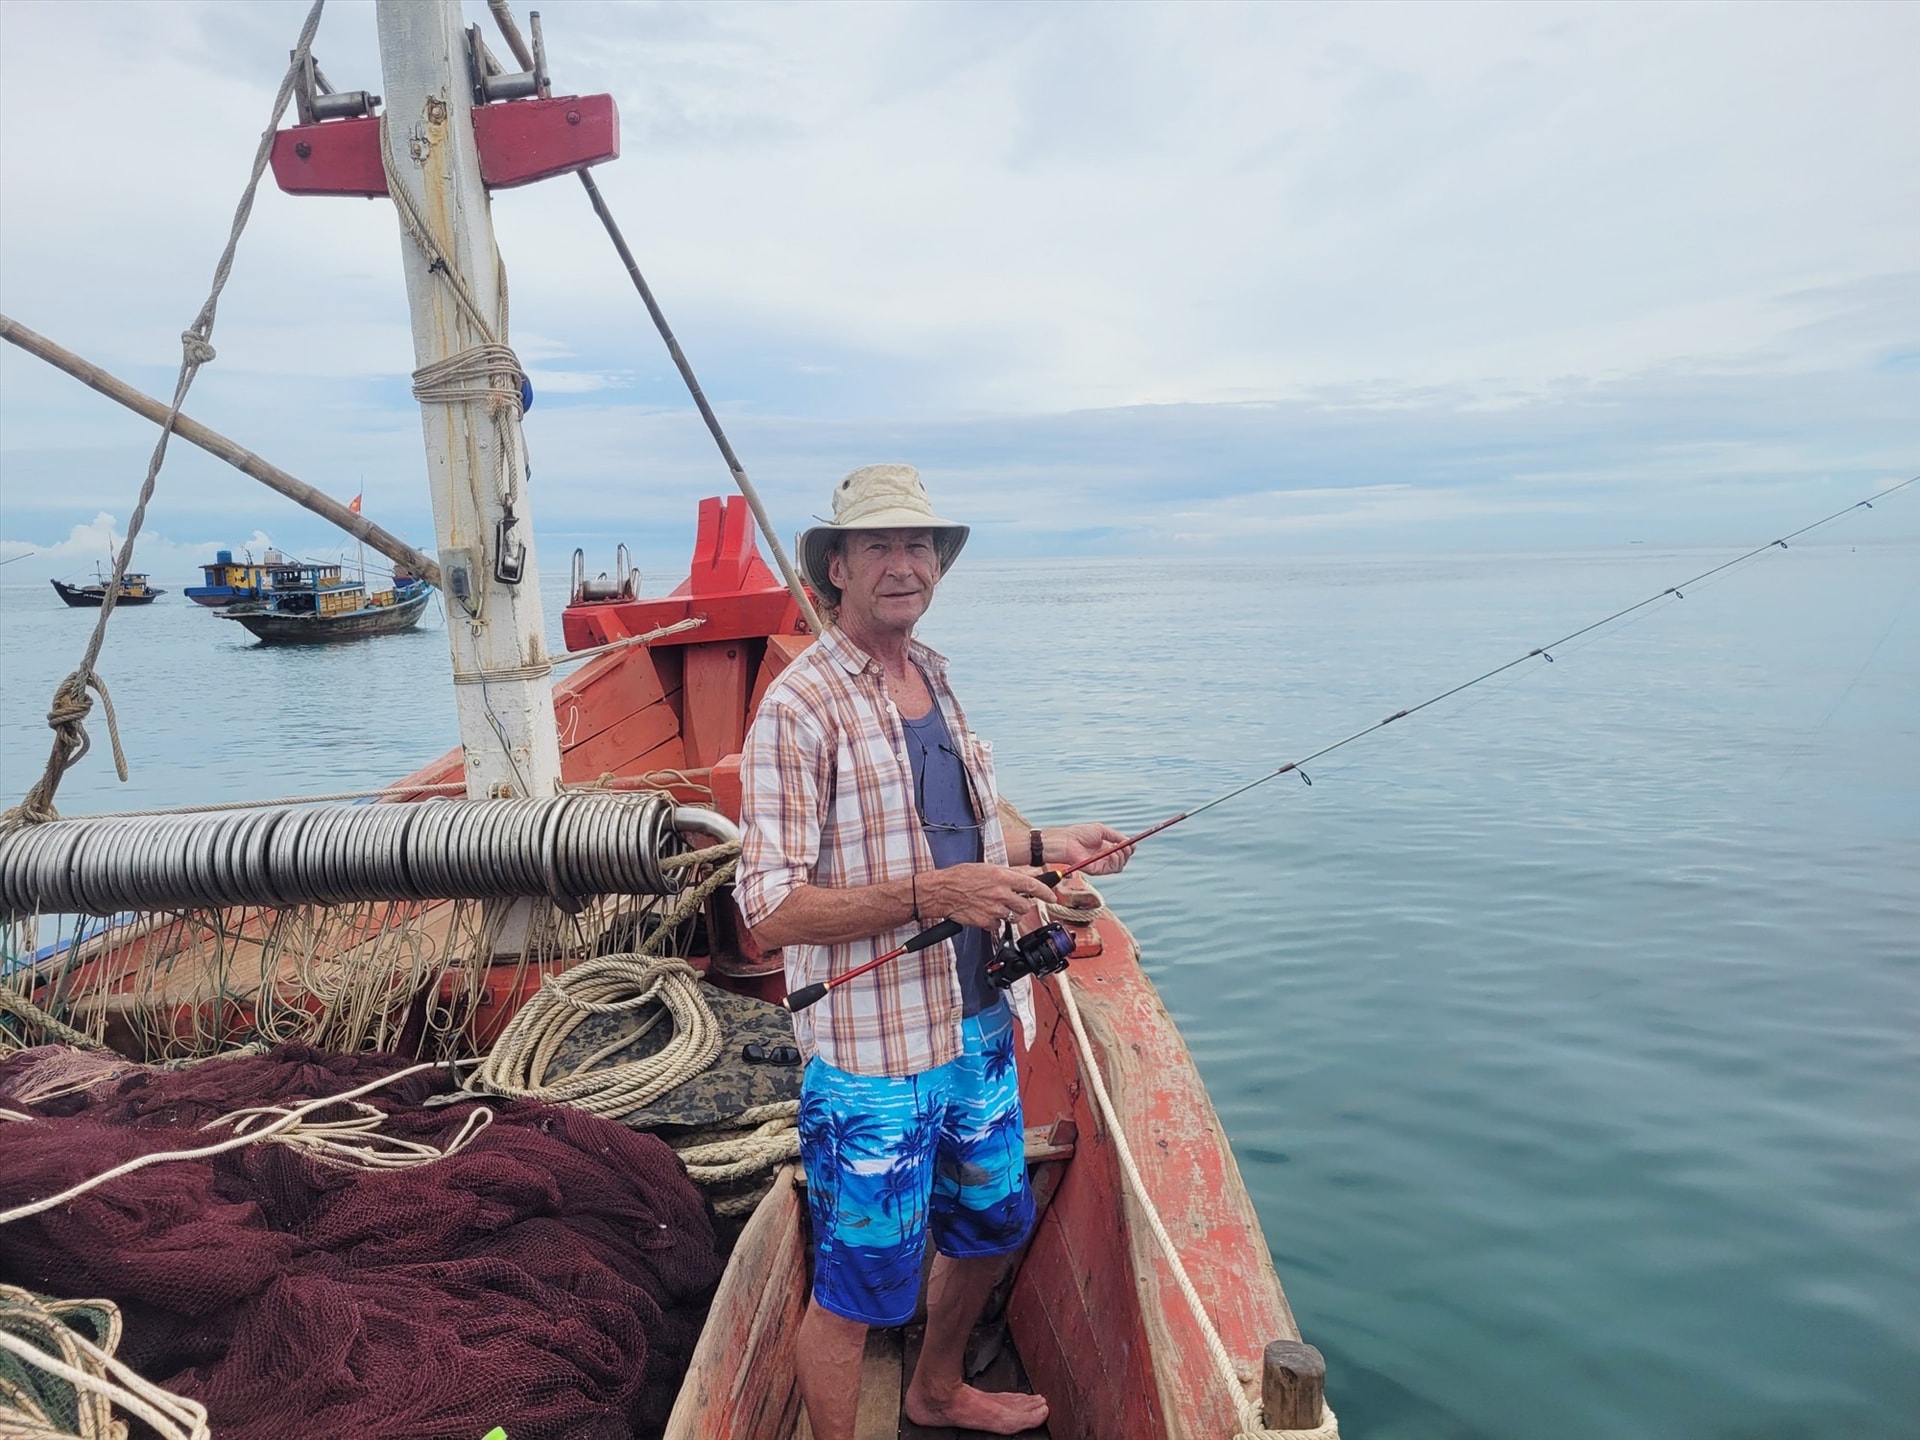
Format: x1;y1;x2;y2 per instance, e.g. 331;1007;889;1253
903;1382;1049;1435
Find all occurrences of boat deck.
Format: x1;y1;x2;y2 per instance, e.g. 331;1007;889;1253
803;1321;1048;1440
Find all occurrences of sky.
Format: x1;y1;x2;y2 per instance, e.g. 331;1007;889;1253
0;0;1914;586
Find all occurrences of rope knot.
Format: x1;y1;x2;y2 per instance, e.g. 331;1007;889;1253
180;331;217;366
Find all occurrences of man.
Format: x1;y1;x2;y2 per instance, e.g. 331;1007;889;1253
736;464;1133;1439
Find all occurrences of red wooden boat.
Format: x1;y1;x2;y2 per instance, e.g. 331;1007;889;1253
18;498;1327;1438
1;1;1332;1429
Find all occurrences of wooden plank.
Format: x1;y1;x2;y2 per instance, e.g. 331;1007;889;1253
1070;930;1297;1437
682;639;754;767
561;691;684;782
853;1326;904;1440
662;1167;809;1440
556;644;672;751
748;632;815;715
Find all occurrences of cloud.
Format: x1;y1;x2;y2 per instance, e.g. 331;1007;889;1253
2;1;1915;569
0;514;284;586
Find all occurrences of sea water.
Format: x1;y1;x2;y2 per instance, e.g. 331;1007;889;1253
3;540;1916;1439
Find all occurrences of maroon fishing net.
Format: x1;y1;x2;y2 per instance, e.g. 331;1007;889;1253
0;1044;723;1439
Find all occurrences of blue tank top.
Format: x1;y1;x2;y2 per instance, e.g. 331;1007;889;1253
901;687;1000;1017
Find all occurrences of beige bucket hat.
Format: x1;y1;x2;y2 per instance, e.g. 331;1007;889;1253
797;464;969;603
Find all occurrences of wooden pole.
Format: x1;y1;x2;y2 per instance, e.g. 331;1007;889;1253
375;0;560;802
1261;1339;1327;1430
0;312;441;590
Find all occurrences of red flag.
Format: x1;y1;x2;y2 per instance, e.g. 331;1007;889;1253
348;493;363;514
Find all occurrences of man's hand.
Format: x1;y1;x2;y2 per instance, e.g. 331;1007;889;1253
1045;822;1135;876
919;863;1058;928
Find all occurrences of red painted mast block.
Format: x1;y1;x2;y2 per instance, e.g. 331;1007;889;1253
474;94;619;190
272;115;385;198
561;496;810;652
271;94;619;198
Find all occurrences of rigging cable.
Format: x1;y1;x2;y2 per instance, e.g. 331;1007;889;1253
788;473;1917;1012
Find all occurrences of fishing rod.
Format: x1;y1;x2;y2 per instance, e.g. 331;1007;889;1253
785;475;1916;1015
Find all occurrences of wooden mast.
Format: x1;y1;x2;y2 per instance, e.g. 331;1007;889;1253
373;0;560;801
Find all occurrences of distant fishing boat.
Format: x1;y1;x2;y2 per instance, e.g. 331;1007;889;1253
185;548;286;607
49;571;164;606
217;560;431;644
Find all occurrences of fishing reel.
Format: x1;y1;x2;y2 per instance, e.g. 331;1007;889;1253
986;920;1076;989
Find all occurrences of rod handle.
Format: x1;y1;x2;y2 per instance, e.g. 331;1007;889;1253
901;917;964;952
783;919;965;1014
785;981;828;1013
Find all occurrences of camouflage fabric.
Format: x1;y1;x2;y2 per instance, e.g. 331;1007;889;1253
546;981;801;1130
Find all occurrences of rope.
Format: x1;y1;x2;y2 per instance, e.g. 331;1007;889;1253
660;842;739;873
462;955;722;1119
0;1286;211;1440
552;615;709;667
206;1099;492;1171
1041;878;1107;927
379;118;527;526
0;1061;443;1227
670;1100;800;1214
0;0;328;835
1053;974;1338;1440
0;990;105;1053
409;342;525;417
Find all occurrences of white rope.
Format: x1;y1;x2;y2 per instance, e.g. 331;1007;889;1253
205;1098;492;1170
0;1062;444;1226
462;956;722;1119
671;1102;800;1185
0;1286;210;1440
409;342;525;416
1053;974;1338;1440
551;615;708;667
1040;877;1107;927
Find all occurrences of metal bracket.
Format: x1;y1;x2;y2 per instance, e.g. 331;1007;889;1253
292;50;379;126
468;23;547;105
493;511;527;586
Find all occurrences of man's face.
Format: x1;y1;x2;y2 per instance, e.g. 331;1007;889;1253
829;528;940;637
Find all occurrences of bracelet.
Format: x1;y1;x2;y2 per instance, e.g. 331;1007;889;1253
1031;828;1046;867
911;870;922;924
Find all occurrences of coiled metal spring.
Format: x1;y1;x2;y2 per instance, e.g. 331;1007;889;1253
0;793;733;919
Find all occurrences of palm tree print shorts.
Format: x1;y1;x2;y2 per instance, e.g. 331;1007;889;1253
798;1002;1036;1326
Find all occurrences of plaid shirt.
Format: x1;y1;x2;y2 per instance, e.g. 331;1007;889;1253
737;626;1035;1077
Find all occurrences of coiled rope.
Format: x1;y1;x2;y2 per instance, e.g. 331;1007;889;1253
0;0;328;835
668;1101;801;1217
462;955;722;1118
461;840;801;1206
0;1286;210;1440
1053;973;1339;1440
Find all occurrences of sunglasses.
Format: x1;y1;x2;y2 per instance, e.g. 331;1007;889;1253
743;1041;801;1065
911;737;983;836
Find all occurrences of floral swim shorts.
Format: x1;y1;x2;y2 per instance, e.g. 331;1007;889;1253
796;1001;1036;1326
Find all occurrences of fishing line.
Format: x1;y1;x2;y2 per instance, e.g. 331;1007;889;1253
786;475;1916;1014
1771;561;1920;783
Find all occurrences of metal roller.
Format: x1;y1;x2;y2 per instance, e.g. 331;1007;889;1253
0;793;724;919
